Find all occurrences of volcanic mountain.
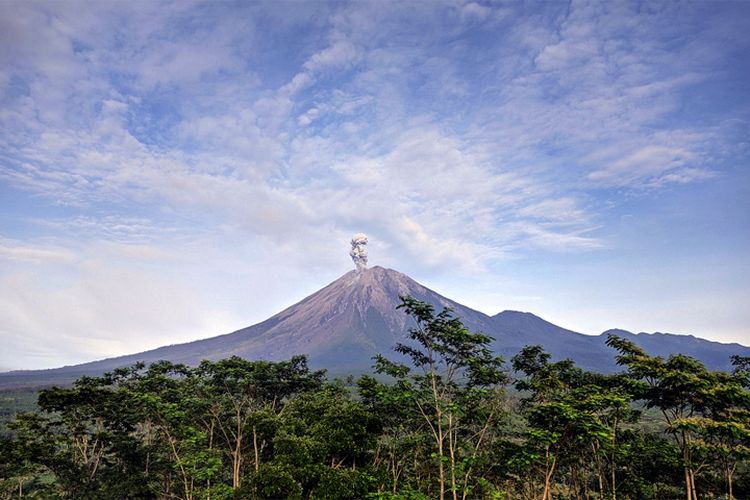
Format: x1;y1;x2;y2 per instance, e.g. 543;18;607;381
1;266;748;388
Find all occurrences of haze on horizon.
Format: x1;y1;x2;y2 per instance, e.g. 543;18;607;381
1;1;749;371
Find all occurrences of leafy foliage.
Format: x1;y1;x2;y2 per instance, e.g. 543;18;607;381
0;300;748;499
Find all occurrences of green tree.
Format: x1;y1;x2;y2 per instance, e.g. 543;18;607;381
512;345;633;500
265;381;380;499
675;359;750;500
194;355;325;491
607;334;750;500
105;360;224;499
1;414;60;498
6;367;168;498
361;296;507;500
358;368;432;497
614;431;683;499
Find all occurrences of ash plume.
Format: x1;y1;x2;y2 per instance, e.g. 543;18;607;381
349;233;368;272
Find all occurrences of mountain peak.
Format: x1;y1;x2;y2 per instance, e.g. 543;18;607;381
492;309;572;333
494;310;543;320
1;267;748;388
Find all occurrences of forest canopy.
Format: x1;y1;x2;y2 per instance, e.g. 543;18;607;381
1;297;749;499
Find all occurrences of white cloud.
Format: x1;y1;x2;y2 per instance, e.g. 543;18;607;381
516;198;589;225
0;0;747;368
588;145;694;186
460;2;491;22
0;263;240;369
303;39;359;73
0;239;77;264
514;223;603;252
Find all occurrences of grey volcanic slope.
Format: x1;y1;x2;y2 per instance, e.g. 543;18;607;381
489;311;624;372
0;266;748;388
0;267;494;387
595;329;750;373
489;313;750;373
173;265;497;371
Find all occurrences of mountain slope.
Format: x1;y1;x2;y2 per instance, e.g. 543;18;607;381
488;311;622;372
0;267;495;387
0;266;747;388
596;328;749;372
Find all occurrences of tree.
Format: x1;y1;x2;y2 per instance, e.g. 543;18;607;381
1;357;326;499
360;296;507;500
1;415;59;498
512;345;632;500
6;367;170;498
194;356;325;491
606;334;750;500
127;361;224;500
258;380;380;499
614;431;683;499
678;359;750;500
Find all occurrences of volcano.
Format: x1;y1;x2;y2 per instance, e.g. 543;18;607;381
1;266;748;388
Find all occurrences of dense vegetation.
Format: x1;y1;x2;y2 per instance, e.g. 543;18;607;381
1;297;748;499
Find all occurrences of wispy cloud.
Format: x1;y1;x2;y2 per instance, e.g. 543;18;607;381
0;238;77;263
1;0;748;367
2;0;744;260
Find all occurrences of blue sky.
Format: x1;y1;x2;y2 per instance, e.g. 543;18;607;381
1;0;749;370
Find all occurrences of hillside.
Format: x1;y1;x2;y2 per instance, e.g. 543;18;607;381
1;266;747;388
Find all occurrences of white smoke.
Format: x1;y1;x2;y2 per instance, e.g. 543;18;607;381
349;233;368;272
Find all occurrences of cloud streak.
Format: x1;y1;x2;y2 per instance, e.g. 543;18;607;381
1;0;748;368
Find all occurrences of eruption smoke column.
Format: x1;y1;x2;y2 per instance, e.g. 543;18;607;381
349;233;368;272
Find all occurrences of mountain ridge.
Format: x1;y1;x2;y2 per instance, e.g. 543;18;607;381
1;266;747;388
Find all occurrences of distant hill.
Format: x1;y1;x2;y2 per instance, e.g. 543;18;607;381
1;266;747;388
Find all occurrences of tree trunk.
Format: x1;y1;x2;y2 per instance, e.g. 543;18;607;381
437;425;445;500
689;469;698;500
611;459;617;500
542;450;558;500
253;425;260;472
431;366;445;500
611;417;617;500
592;443;604;499
448;415;458;500
232;449;242;490
726;461;736;500
681;429;696;500
233;406;243;489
